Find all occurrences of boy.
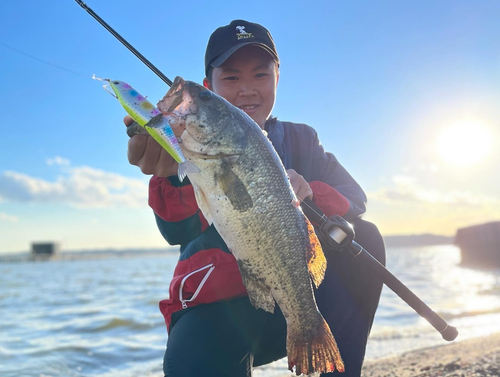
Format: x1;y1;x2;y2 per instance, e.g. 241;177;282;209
126;20;385;377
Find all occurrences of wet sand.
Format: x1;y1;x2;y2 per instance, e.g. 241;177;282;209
361;332;500;377
272;333;500;377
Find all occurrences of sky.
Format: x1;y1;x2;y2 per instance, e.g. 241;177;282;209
1;0;499;253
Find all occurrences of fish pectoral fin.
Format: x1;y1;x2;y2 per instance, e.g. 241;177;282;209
177;161;200;182
305;219;327;288
215;160;253;212
191;182;213;225
237;260;275;313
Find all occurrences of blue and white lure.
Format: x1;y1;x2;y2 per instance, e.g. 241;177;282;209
94;75;199;181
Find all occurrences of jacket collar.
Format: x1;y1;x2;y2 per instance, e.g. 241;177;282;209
264;116;285;160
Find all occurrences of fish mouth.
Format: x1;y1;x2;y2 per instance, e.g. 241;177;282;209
185;150;243;160
161;76;186;114
157;76;198;136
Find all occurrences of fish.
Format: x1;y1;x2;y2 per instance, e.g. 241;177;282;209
157;76;344;376
105;79;200;181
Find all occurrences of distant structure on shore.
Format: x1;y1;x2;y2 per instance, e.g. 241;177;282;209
455;221;500;268
383;234;453;248
31;242;60;259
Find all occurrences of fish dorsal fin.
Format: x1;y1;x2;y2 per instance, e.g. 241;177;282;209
191;181;213;225
305;219;327;288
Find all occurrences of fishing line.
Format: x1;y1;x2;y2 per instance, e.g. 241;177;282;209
0;41;89;79
74;0;332;217
301;199;329;222
75;0;173;87
74;1;340;223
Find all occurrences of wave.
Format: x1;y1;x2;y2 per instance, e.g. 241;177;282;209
82;317;160;333
370;307;500;341
438;307;500;320
369;325;426;341
26;316;162;334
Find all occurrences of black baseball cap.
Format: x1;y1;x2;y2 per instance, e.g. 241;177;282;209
204;20;279;77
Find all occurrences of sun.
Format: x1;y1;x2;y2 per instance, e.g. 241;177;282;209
435;121;493;166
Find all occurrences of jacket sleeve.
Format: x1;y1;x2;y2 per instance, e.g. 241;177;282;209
149;176;209;246
295;125;367;221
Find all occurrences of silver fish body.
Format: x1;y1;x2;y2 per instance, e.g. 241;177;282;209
158;77;344;376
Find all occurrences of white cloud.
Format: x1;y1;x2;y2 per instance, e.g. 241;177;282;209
392;174;417;186
417;163;439;173
0;212;18;223
46;156;70;166
0;166;149;209
370;175;499;207
365;174;500;236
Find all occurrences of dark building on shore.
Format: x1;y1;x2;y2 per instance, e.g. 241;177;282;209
31;242;60;259
455;221;500;268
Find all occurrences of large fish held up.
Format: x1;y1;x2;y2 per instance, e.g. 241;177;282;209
158;77;344;375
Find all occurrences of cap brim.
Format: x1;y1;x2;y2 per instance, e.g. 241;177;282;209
210;42;279;68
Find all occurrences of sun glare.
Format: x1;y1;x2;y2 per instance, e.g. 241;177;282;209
435;122;493;166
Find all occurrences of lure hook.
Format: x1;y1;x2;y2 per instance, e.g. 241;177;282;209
92;74;116;99
102;84;117;99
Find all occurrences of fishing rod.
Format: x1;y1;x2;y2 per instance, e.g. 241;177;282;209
302;198;458;342
74;0;173;87
76;0;458;342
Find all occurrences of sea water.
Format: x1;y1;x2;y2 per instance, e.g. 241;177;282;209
1;245;500;377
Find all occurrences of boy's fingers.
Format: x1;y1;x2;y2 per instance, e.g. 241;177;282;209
127;135;149;166
123;115;135;127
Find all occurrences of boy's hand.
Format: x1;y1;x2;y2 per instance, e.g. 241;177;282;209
125;115;179;177
287;169;313;201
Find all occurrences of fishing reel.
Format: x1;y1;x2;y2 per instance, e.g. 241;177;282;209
316;215;356;254
300;199;356;254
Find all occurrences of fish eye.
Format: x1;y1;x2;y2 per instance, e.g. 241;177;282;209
199;90;213;101
113;81;120;85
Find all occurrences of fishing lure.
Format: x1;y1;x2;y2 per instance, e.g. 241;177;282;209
95;76;199;181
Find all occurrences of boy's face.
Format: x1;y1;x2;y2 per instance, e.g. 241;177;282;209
204;46;279;129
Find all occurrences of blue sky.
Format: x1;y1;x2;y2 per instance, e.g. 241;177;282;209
1;1;499;253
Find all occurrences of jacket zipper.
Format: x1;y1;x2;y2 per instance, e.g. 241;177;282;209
179;263;215;309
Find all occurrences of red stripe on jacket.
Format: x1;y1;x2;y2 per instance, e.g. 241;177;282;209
310;181;350;218
159;248;247;331
149;176;209;230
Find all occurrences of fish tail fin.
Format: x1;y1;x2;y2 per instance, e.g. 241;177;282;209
177;160;200;182
287;317;344;375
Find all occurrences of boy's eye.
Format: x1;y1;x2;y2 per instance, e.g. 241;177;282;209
223;76;238;81
256;73;268;78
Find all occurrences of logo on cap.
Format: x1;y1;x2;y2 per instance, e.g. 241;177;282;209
236;26;254;40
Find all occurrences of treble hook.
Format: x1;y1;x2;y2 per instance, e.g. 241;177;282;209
92;74;116;98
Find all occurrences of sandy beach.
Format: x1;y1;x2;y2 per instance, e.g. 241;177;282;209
270;333;500;377
361;332;500;377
